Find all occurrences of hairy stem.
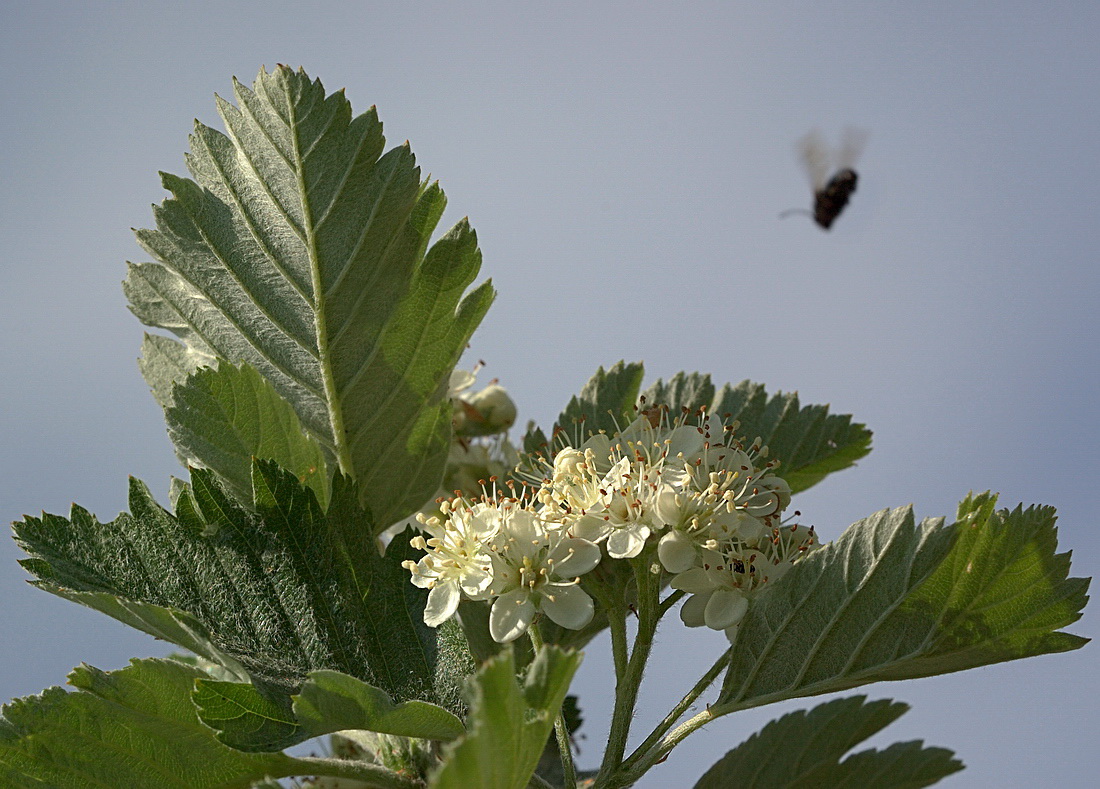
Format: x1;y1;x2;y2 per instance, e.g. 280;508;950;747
595;551;662;787
622;647;731;774
618;708;717;785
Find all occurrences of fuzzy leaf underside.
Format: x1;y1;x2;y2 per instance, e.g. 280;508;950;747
523;365;870;495
692;695;963;789
0;659;302;788
13;460;474;715
428;647;582;789
718;493;1089;710
126;65;494;528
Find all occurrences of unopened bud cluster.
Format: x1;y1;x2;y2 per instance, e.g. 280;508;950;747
404;405;818;643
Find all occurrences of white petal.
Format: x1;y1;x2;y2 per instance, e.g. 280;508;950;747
654;486;686;527
710;510;765;543
552;538;602;577
607;525;648;559
541;584;595;630
490;590;536;643
571;513;611;543
665;425;705;461
504;508;544;548
460;567;494;598
658;531;697;573
424;581;461;627
703;588;748;631
449;368;476;394
671;567;716;594
580;434;614;474
680;591;711;627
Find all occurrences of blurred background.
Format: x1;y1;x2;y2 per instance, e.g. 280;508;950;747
2;2;1097;786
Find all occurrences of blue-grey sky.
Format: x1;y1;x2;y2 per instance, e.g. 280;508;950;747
2;2;1097;786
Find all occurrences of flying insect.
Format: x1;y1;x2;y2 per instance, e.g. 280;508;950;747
781;128;867;230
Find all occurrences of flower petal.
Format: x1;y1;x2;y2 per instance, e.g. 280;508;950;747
571;513;611;543
552;538;602;577
658;530;697;573
541;584;595;630
607;525;648;559
671;567;716;594
490;589;537;643
680;591;711;627
703;587;748;630
424;581;461;627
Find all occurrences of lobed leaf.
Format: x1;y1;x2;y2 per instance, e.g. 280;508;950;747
692;695;963;789
647;372;873;494
0;659;290;788
294;670;465;741
524;365;870;495
718;493;1089;711
126;65;494;528
13;460;475;715
428;647;582;789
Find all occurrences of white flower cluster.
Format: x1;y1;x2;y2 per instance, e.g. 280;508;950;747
404;407;818;643
404;497;602;643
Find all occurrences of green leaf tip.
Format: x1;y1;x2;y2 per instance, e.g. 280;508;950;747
127;65;495;530
718;493;1089;712
1;659;426;788
693;695;964;789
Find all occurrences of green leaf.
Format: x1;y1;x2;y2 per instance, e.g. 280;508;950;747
639;370;715;413
194;670;465;753
692;695;963;789
192;679;298;752
125;65;494;528
0;659;288;788
294;670;465;741
718;494;1089;711
646;373;872;494
166;361;330;507
429;647;582;789
0;660;420;788
14;460;475;714
138;332;215;409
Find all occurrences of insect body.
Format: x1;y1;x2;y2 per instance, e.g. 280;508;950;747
810;167;858;229
781;128;867;230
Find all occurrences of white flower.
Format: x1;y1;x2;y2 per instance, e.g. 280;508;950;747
402;501;499;627
486;508;601;642
670;520;819;639
569;456;661;559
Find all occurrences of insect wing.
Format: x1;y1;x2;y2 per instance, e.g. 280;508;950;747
838;127;869;171
797;128;831;191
